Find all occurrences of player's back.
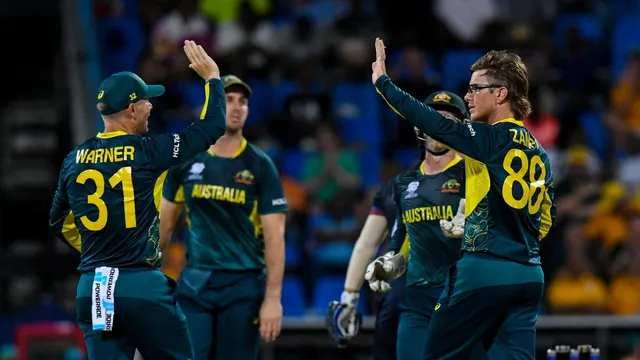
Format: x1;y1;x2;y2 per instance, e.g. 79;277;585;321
61;133;169;271
462;119;555;265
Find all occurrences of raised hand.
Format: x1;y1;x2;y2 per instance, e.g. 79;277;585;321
371;37;387;84
183;40;220;81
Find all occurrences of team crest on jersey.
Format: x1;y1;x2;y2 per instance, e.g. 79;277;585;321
433;92;451;103
404;181;420;199
188;163;205;180
440;179;461;193
235;170;254;185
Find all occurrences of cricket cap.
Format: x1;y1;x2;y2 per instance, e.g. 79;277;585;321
424;91;469;119
221;74;253;98
96;71;165;115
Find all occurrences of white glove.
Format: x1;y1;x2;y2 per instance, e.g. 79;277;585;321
364;251;406;292
440;198;466;238
337;291;359;332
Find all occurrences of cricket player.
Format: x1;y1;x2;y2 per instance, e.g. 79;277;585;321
160;75;287;360
49;40;225;359
372;38;556;360
325;175;408;359
366;93;488;360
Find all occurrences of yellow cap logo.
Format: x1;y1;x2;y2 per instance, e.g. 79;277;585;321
433;92;451;103
97;90;104;100
435;303;441;311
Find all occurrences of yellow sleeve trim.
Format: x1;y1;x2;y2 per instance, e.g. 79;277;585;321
199;82;211;120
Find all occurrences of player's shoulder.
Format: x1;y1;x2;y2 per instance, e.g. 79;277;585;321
171;151;209;175
245;142;278;170
394;162;422;187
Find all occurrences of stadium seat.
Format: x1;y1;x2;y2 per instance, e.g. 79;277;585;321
282;276;307;317
245;78;272;126
359;148;382;189
611;17;640;78
312;276;367;315
285;243;302;269
173;82;206;115
97;19;144;77
441;50;484;92
279;149;308;180
271;79;323;115
314;242;354;267
553;14;602;47
578;111;608;158
394;147;420;168
332;82;382;145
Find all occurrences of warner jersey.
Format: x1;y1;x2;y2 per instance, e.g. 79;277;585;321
389;159;465;287
376;75;556;266
49;79;227;272
163;139;288;271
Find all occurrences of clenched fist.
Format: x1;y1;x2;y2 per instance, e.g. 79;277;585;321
183;40;220;81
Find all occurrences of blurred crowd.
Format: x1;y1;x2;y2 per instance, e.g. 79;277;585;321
3;0;640;357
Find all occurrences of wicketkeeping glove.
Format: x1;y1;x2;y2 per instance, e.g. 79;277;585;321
325;291;362;347
440;198;465;238
364;251;406;292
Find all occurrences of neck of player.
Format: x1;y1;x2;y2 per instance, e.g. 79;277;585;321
103;118;135;134
421;150;458;175
210;131;244;157
488;107;516;124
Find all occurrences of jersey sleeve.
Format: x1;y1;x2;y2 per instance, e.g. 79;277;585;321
375;75;498;162
257;155;288;215
370;186;386;216
539;158;556;240
388;179;407;254
140;79;226;170
162;165;186;204
49;157;81;252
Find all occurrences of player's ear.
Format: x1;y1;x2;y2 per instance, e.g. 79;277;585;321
496;87;509;104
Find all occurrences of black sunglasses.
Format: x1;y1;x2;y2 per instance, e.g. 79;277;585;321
467;84;505;94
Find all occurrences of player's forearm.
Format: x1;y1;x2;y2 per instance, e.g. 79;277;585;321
263;233;285;301
375;75;448;137
344;215;388;292
159;199;183;249
179;79;227;156
374;75;483;159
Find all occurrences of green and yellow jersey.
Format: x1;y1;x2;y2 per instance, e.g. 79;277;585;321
389;159;466;287
163;139;288;271
49;79;227;272
376;74;556;270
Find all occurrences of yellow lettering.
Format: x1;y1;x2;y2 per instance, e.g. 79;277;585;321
402;205;454;224
190;185;246;204
75;146;136;164
509;129;538;150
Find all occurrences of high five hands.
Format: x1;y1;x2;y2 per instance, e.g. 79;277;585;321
371;37;387;84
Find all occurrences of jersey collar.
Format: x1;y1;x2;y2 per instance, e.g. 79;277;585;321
208;138;248;158
96;130;128;139
420;156;462;175
493;118;523;127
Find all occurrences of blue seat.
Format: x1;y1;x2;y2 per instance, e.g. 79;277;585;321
314;242;354;267
394;147;420;168
553;14;602;47
312;276;366;315
578;111;608;158
282;276;307;317
441;50;484;92
359;148;382;189
166;118;190;133
279;150;308;180
174;82;207;114
271;79;323;115
332;82;382;144
98;19;144;77
611;17;640;78
285;243;302;269
245;78;271;126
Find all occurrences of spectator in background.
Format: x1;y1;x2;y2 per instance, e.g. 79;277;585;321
269;67;332;149
611;51;640;141
554;145;601;223
152;0;214;59
617;133;640;198
546;221;608;314
608;210;640;315
303;124;361;212
584;182;632;258
278;16;327;73
524;89;560;150
215;1;279;78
